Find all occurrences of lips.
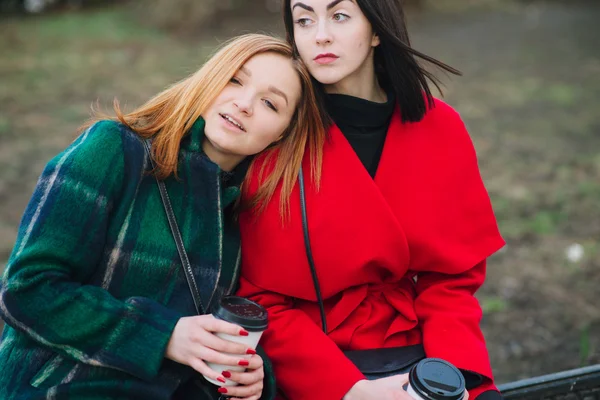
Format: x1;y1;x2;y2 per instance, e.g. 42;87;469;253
314;53;339;65
219;113;246;132
315;53;338;60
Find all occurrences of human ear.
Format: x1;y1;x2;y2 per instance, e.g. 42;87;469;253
371;33;380;47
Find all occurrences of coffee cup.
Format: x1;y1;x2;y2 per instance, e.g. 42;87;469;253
405;358;466;400
203;296;268;386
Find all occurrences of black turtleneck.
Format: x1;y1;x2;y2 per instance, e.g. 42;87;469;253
325;92;396;178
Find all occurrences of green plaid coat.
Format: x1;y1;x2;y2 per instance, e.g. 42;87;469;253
0;119;275;400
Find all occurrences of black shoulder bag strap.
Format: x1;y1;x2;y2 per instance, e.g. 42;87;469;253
298;165;427;380
298;166;328;333
143;139;205;315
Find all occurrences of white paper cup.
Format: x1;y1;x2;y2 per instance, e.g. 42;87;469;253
202;296;268;387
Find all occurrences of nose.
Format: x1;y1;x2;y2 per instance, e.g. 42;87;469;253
233;92;253;116
315;20;332;45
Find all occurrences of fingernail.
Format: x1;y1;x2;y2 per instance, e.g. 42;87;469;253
246;348;256;355
222;371;232;378
218;387;228;394
217;377;226;383
239;329;249;336
238;359;250;366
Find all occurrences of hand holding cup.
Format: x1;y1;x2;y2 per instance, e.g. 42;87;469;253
164;313;257;385
204;296;268;386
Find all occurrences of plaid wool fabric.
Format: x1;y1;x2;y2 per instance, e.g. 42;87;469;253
0;119;275;400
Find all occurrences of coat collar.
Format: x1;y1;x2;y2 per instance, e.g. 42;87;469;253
178;117;241;207
180;117;206;153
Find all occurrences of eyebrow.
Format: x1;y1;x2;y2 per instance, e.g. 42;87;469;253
292;0;351;12
239;66;251;77
238;66;288;106
269;86;289;106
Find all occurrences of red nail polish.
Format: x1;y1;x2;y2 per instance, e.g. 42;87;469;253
238;359;250;366
239;329;249;336
217;377;226;383
222;371;232;378
218;387;228;394
246;348;256;355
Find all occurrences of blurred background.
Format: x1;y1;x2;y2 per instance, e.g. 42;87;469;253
0;0;599;384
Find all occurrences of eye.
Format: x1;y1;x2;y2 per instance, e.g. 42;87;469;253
294;17;313;27
263;99;278;112
332;12;350;22
230;77;242;85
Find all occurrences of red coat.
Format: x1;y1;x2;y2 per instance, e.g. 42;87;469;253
237;99;505;400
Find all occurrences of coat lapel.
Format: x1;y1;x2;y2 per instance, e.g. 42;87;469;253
300;122;412;295
327;117;410;252
373;110;412;222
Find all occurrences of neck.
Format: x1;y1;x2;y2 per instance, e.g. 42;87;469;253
201;139;244;172
324;50;387;103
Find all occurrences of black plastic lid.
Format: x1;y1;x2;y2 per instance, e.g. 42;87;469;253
409;358;466;400
213;296;268;332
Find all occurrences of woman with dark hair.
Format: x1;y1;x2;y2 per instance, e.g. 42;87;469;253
236;1;505;400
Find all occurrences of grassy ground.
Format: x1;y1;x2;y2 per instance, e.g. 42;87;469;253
0;6;218;255
1;0;599;383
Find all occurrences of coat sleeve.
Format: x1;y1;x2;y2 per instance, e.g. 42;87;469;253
237;276;365;400
414;261;501;399
406;101;506;399
0;121;181;381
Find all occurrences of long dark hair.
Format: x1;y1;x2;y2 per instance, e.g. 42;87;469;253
283;0;461;123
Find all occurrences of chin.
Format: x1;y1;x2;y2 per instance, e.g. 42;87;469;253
308;67;347;86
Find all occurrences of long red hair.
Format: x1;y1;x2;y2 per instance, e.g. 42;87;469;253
82;34;325;218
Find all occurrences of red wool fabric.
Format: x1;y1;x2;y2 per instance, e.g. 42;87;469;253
237;99;506;400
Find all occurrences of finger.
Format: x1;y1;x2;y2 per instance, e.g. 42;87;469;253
188;358;226;385
200;315;248;336
244;354;264;370
198;330;253;356
395;373;409;384
221;380;263;399
197;346;252;367
465;390;470;400
225;366;264;386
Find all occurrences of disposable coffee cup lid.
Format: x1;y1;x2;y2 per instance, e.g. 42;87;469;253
409;358;466;400
213;296;268;332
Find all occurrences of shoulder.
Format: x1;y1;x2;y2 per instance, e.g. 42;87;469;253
426;97;461;119
391;98;483;180
45;120;147;195
420;97;467;133
60;120;146;170
403;97;475;152
78;119;144;157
